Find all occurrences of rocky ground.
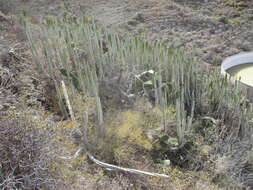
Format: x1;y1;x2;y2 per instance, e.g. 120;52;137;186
77;0;253;66
0;0;253;189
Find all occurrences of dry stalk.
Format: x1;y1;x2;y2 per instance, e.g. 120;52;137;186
61;80;75;121
87;152;170;178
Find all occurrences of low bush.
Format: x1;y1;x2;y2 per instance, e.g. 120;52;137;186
0;114;54;189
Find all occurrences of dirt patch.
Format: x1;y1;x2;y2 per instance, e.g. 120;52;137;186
5;0;252;66
66;0;253;65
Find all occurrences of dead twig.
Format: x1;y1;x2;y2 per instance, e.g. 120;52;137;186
87;152;170;178
59;148;170;178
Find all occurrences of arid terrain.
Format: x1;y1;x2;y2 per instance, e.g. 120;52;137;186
1;0;253;189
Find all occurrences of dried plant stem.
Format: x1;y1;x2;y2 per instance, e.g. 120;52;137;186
87;152;170;178
60;148;170;178
61;80;75;121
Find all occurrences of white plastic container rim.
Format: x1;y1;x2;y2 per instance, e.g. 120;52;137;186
221;52;253;87
221;52;253;74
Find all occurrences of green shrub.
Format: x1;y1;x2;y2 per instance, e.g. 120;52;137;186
25;13;253;161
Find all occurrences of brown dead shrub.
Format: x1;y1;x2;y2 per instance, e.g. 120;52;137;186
0;115;55;189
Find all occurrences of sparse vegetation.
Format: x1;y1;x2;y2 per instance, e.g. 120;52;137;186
24;12;253;189
0;0;253;189
0;113;55;189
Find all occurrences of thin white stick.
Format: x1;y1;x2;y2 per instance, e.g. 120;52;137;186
61;80;75;121
59;149;170;178
87;153;170;178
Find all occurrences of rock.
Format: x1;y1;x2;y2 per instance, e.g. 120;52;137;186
163;159;171;166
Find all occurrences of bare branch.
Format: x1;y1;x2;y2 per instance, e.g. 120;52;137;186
87;153;170;178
